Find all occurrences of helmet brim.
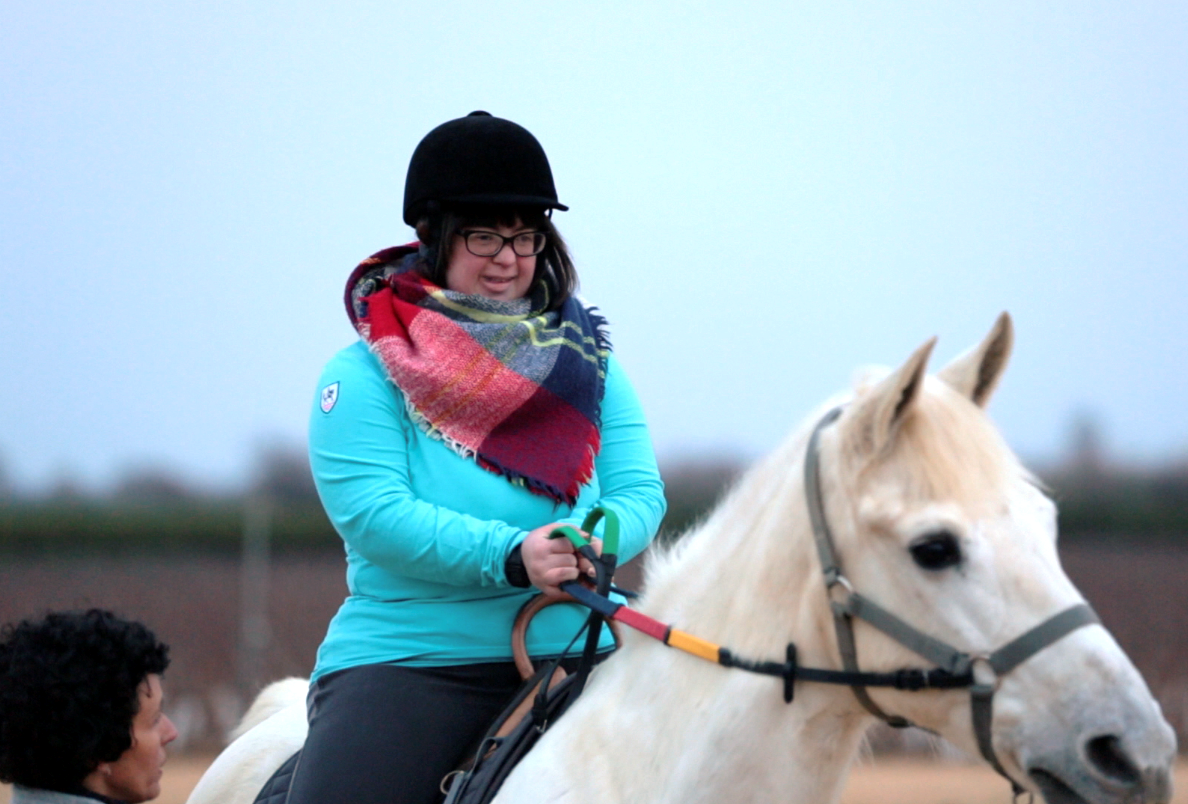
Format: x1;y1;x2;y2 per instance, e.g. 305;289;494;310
437;193;568;212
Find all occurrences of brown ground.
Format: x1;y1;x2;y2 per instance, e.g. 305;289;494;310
4;757;1187;804
2;545;1185;751
1;545;1184;801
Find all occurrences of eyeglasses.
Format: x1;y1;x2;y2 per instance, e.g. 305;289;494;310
458;229;547;257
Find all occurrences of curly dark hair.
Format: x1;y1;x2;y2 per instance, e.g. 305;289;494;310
0;609;170;790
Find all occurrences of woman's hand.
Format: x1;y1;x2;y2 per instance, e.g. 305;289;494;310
521;523;603;599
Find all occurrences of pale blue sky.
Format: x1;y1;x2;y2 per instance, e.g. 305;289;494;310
2;2;1186;494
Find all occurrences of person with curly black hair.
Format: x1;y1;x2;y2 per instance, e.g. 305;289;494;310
0;609;177;804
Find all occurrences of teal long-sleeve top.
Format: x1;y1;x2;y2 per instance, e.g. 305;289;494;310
308;340;666;679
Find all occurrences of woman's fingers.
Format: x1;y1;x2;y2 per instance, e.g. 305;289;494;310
541;567;578;598
521;523;606;597
576;536;603;578
546;534;579;555
522;523;580;596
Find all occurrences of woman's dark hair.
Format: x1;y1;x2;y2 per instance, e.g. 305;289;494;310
0;609;170;791
415;203;578;311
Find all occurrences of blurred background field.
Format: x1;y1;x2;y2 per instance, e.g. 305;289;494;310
2;542;1184;751
1;414;1185;804
4;4;1187;801
5;756;1188;804
1;445;1186;754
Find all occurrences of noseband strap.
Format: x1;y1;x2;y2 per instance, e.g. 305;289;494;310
804;406;1099;792
970;604;1099;783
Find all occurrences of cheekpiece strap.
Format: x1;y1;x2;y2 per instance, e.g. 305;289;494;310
804;406;845;584
804;406;913;726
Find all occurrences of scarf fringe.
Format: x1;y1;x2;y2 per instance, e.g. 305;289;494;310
582;301;612;353
374;345;601;508
477;436;600;508
352;245;608;507
357;334;476;459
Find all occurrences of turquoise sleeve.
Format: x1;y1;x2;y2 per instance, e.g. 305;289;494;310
308;344;524;588
562;353;667;563
308;343;665;590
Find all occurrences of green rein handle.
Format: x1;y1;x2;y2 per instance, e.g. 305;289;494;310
547;506;620;558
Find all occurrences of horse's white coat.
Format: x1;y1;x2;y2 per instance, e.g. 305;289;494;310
185;679;307;804
186;314;1176;804
227;677;309;743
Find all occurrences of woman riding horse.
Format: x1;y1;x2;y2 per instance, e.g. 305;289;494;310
189;316;1177;804
286;111;667;804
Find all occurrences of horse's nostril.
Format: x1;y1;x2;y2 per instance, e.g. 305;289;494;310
1085;735;1140;785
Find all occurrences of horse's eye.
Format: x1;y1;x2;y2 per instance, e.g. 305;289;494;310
909;530;962;571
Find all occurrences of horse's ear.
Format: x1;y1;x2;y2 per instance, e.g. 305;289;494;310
937;312;1014;408
845;336;936;457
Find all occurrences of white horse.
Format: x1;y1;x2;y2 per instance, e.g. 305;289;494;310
188;313;1176;804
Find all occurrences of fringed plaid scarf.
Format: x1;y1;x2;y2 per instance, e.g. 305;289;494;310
344;244;610;506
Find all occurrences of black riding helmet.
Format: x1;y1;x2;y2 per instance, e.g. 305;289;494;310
402;111;568;226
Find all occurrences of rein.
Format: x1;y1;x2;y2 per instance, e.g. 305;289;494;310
561;407;1099;797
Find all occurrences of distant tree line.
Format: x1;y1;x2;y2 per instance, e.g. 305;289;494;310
0;446;335;554
1;446;1185;555
658;459;1188;545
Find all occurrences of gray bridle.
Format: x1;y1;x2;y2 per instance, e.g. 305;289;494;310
804;406;1099;792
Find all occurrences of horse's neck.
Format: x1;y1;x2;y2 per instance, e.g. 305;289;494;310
563;648;870;803
562;434;872;803
641;431;841;667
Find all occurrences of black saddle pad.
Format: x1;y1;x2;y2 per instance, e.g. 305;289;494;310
444;672;580;804
252;749;301;804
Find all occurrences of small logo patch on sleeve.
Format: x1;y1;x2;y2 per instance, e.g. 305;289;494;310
320;382;340;413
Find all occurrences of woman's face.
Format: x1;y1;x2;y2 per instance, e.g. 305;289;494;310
445;218;538;301
89;674;178;803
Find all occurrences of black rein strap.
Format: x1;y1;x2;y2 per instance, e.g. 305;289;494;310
531;406;1100;801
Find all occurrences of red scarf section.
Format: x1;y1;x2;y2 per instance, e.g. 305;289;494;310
347;245;608;506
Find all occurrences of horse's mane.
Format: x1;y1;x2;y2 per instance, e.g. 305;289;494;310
640;395;834;599
644;374;1033;598
858;378;1035;513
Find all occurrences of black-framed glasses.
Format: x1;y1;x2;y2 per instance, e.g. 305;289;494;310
458;229;547;257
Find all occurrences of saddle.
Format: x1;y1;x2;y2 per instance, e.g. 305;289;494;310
252;509;621;804
442;511;620;804
441;656;583;804
251;748;301;804
249;604;605;804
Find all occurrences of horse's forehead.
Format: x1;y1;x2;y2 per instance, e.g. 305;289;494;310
838;406;1056;534
856;495;970;532
856;479;1054;539
841;388;1020;500
851;449;1017;514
